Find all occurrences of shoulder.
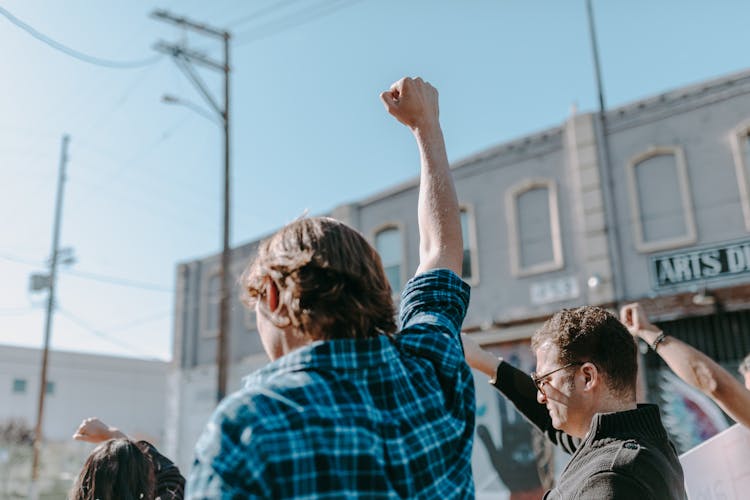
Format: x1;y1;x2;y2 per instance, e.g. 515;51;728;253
576;470;650;499
579;438;684;499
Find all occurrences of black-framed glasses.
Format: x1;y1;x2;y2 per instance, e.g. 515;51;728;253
531;362;584;395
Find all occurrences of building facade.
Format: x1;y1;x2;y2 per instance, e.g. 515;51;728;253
0;345;168;497
168;68;750;496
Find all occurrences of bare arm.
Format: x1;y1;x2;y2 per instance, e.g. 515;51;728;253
621;303;750;428
381;77;462;275
461;333;503;379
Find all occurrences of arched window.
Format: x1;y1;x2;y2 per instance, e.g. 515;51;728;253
731;124;750;231
506;178;563;276
460;206;479;284
202;272;221;337
626;146;696;252
375;225;403;292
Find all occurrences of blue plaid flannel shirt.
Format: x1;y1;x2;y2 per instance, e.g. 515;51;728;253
187;269;474;499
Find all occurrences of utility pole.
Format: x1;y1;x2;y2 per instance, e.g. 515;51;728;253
585;0;625;303
152;11;232;403
29;134;70;500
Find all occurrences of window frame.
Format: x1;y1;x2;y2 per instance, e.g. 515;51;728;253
459;204;480;286
730;122;750;232
200;268;222;338
12;378;26;394
506;178;564;277
372;222;407;294
625;146;697;253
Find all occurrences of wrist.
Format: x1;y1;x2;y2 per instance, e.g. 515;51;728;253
637;326;662;343
108;427;127;439
411;120;442;138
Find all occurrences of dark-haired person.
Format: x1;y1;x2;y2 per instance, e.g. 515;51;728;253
462;306;686;499
70;417;184;500
622;302;750;429
187;77;474;498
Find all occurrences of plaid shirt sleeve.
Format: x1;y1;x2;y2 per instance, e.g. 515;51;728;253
397;268;472;408
398;268;470;341
186;396;272;499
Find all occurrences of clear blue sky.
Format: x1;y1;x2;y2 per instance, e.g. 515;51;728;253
2;0;749;361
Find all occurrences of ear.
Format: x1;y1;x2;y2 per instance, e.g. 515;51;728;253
580;362;599;392
265;279;280;312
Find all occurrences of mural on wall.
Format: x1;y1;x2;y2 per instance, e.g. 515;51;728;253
657;369;729;453
472;340;564;500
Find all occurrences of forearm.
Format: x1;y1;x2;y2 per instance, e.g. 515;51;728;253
413;124;462;275
643;329;750;427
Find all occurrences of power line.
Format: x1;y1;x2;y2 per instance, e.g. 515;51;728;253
57;307;161;359
0;251;172;293
62;269;173;293
225;0;300;28
234;0;364;47
0;307;36;316
0;6;162;69
108;310;171;333
0;252;43;267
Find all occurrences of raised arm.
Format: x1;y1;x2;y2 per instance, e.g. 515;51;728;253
621;303;750;428
381;77;462;275
461;334;580;454
74;417;185;499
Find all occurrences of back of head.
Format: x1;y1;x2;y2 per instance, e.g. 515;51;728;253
70;439;155;500
531;306;637;399
242;217;397;341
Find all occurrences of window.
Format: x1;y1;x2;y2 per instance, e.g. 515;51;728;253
12;378;26;394
203;272;221;337
460;206;479;283
45;381;55;395
626;146;696;252
730;125;750;231
375;226;403;292
506;178;563;276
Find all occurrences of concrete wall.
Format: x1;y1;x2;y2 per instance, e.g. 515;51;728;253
0;345;167;444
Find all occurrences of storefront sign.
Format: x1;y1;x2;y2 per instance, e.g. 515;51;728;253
530;276;579;305
651;239;750;288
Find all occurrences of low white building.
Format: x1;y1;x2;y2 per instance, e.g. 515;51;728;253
0;344;169;497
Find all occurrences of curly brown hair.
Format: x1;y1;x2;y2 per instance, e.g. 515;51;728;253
531;306;637;398
241;217;397;341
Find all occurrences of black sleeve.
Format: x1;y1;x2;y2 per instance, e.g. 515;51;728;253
491;361;581;454
137;440;185;500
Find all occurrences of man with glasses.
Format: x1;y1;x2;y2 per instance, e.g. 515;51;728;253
462;306;687;499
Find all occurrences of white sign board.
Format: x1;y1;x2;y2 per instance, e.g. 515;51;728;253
529;276;579;305
680;424;750;499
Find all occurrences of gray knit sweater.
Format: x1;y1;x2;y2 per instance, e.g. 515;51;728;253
492;361;687;499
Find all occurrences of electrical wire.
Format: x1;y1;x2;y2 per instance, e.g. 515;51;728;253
233;0;362;46
233;0;364;47
0;6;162;69
107;310;172;333
57;307;162;359
225;0;300;28
0;251;172;293
61;269;173;293
0;307;36;316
